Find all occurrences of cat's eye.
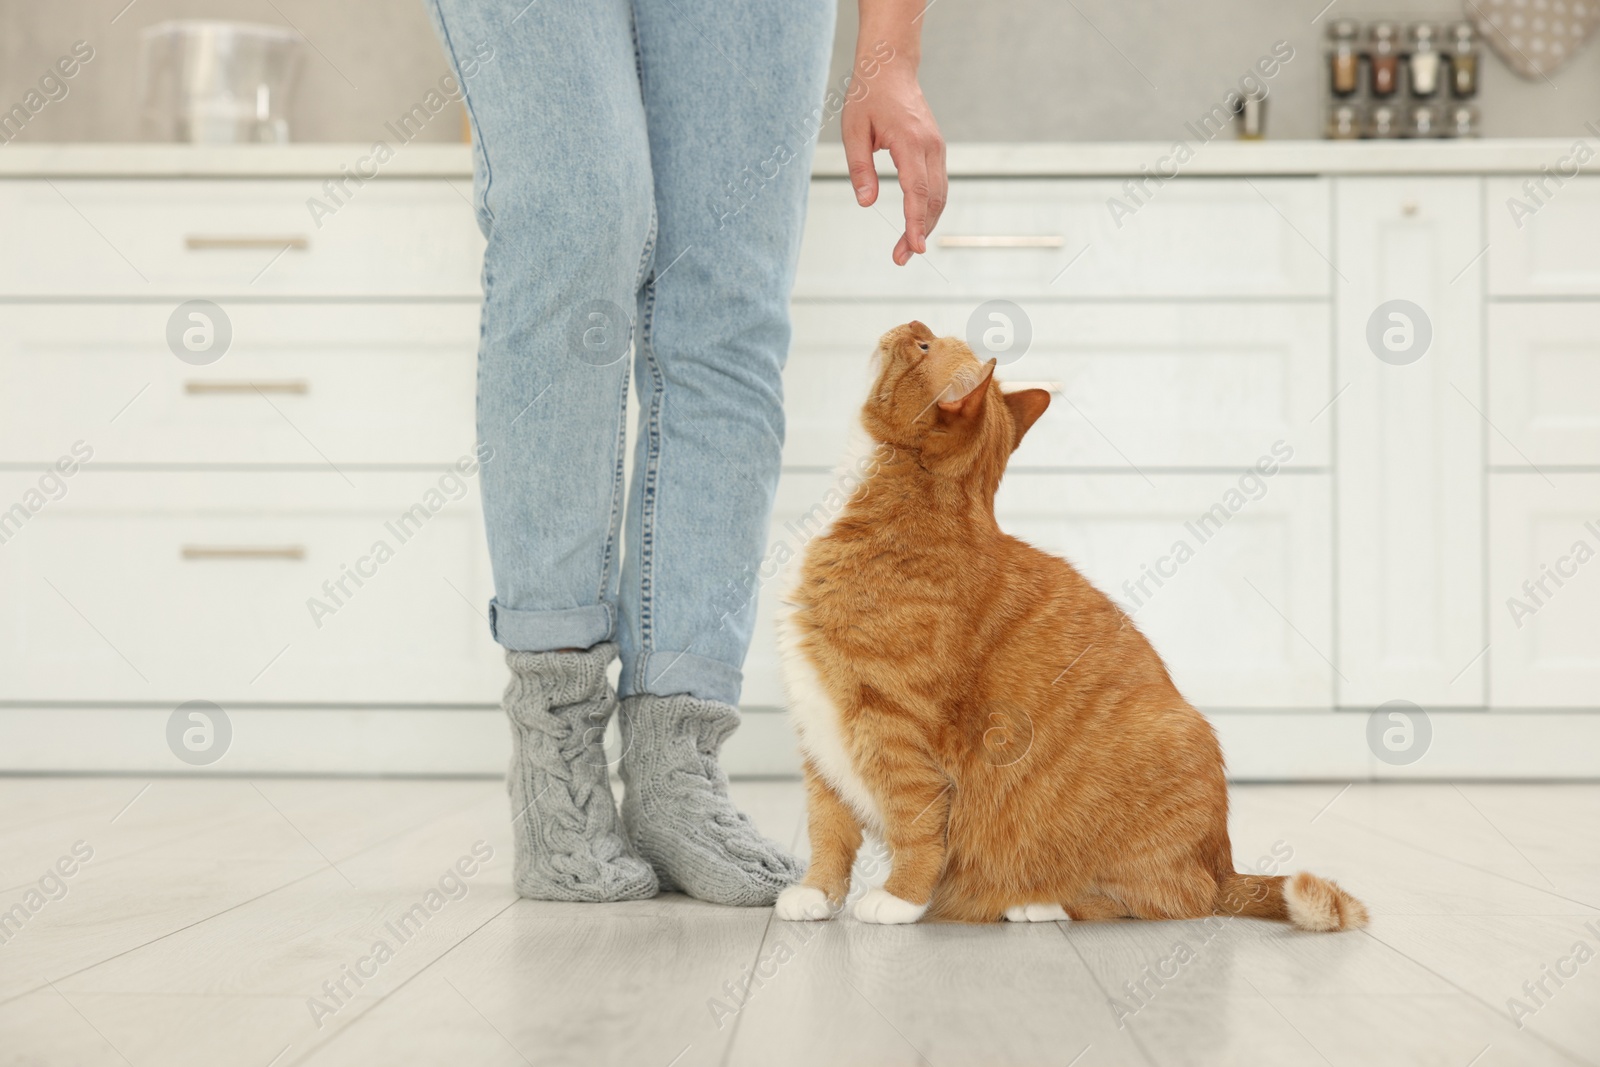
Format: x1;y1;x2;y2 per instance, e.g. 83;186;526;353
916;341;929;352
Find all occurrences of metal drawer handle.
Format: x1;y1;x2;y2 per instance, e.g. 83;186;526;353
937;235;1065;249
1002;380;1064;394
185;380;309;395
182;545;307;561
185;235;310;251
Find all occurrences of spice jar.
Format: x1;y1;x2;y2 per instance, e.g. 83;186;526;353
1448;22;1479;98
1408;24;1442;97
1368;22;1401;97
1327;19;1362;97
1366;102;1401;138
1325;102;1363;140
1447;103;1480;137
1408;103;1442;138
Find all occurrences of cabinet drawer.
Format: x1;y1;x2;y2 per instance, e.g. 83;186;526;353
784;302;1330;470
1488;177;1600;296
743;470;1333;710
0;180;483;297
1488;304;1600;466
0;304;478;467
1489;473;1600;708
0;472;502;705
795;178;1331;299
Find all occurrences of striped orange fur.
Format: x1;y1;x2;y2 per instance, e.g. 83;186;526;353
776;321;1367;931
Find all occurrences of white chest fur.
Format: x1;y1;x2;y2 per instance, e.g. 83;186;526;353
775;604;884;832
774;421;886;833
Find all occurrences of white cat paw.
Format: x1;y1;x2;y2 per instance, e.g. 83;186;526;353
1003;903;1070;922
775;884;836;921
852;888;928;925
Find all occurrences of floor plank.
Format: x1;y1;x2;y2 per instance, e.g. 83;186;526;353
1366;913;1600;1065
1226;786;1598;918
300;896;773;1067
727;918;1149;1066
1276;783;1600;908
1;778;1597;1067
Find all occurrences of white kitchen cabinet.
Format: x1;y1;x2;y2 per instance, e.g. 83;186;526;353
0;303;479;467
0;471;502;705
1333;178;1487;709
1487;177;1600;296
795;178;1331;299
786;301;1330;470
1488;303;1600;467
0;180;483;298
1489;473;1600;707
3;151;1598;777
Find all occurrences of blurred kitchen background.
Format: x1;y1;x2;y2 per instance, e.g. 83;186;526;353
3;0;1597;144
2;0;1599;782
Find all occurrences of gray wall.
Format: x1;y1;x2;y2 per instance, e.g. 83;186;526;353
3;0;1597;145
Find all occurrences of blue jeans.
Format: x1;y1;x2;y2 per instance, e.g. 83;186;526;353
426;0;835;705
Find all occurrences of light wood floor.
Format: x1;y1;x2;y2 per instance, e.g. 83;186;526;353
1;777;1597;1067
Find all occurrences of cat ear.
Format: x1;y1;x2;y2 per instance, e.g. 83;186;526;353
936;359;998;423
1002;388;1052;447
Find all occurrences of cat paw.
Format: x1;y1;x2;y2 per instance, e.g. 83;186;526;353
1003;903;1070;922
775;884;835;921
853;888;928;925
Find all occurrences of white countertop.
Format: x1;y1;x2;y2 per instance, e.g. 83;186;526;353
0;139;1584;178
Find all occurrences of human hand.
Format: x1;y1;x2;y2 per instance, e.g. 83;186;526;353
841;67;946;267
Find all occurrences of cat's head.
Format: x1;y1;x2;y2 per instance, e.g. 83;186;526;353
862;320;1051;474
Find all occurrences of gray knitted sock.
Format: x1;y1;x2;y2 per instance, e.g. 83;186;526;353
619;693;804;906
503;643;657;902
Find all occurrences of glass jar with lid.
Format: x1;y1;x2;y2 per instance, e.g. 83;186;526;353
1367;22;1402;97
1448;22;1480;98
1448;103;1480;137
1327;19;1362;97
1408;24;1443;97
1325;102;1363;140
1366;102;1401;138
1408;103;1443;138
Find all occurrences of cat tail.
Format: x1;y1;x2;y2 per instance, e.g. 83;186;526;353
1214;871;1369;932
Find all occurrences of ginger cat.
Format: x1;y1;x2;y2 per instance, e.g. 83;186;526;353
773;321;1367;931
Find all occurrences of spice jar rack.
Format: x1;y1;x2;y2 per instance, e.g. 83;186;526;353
1324;17;1480;139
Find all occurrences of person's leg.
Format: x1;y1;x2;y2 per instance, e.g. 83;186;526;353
616;0;837;905
425;0;656;901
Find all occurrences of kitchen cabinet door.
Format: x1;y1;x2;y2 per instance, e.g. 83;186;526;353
1489;473;1600;707
1487;176;1600;296
784;301;1331;471
1487;303;1600;467
1334;178;1486;709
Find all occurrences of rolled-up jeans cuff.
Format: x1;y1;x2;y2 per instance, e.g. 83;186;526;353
487;599;614;653
621;648;743;706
